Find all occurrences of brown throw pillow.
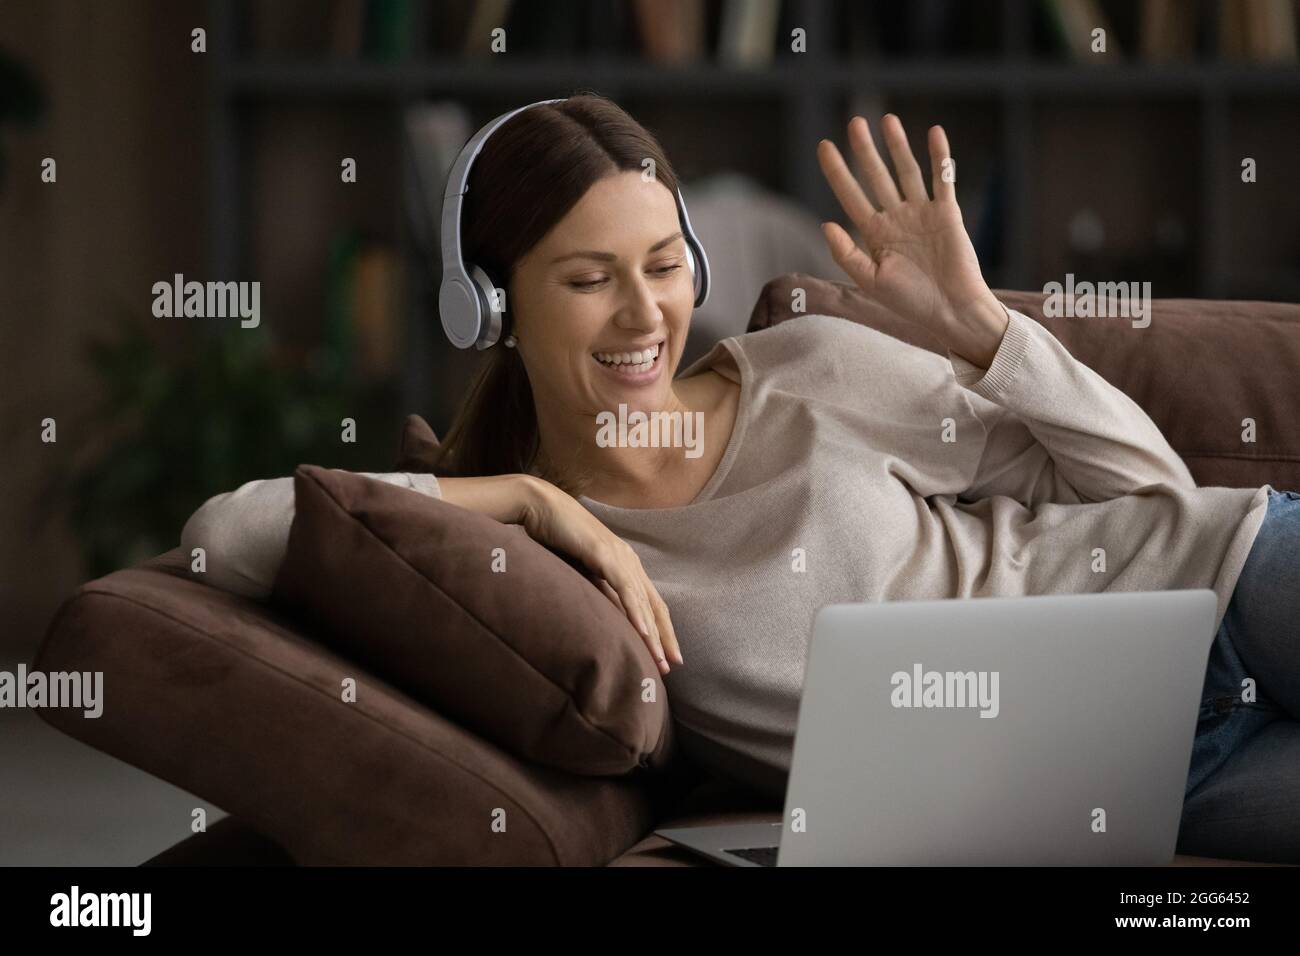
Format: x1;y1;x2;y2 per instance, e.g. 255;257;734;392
270;464;675;777
394;413;441;472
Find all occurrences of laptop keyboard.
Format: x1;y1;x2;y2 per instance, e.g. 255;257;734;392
724;845;779;866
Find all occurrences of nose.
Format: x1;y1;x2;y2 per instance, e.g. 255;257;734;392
614;269;665;333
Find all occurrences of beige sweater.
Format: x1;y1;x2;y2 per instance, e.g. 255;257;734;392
181;307;1272;800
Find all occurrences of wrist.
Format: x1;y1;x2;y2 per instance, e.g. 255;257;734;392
514;473;552;524
948;294;1009;369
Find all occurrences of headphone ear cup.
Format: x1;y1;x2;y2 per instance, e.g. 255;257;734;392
468;264;505;349
685;244;699;298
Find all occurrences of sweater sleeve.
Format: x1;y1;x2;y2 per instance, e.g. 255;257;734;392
949;306;1196;507
179;471;443;599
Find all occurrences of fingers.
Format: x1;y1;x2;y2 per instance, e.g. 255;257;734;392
616;547;680;670
636;584;663;662
817;136;878;227
624;573;659;652
596;577;623;609
928;124;956;202
603;558;671;674
820;220;876;289
825;115;944;211
881;113;929;202
648;588;682;665
592;538;678;674
846;115;902;211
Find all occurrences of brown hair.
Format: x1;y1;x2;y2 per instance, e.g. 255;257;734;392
427;92;683;499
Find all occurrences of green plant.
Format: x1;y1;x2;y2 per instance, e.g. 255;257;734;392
54;317;397;578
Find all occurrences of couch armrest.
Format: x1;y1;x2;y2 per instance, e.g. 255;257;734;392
33;550;664;865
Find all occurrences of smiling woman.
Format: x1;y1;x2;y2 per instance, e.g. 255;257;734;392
428;96;707;502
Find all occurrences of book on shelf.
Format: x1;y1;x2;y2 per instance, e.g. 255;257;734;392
1220;0;1298;62
352;241;402;381
633;0;707;64
1042;0;1124;61
426;0;476;55
362;0;414;61
463;0;515;56
1139;0;1197;61
328;0;366;57
241;0;1300;65
324;229;402;382
253;0;413;59
718;0;781;66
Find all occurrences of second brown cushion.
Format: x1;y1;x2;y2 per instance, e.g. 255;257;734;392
270;464;675;777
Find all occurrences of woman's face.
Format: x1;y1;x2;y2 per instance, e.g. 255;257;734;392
509;170;695;420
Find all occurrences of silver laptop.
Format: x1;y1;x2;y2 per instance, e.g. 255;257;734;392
655;590;1217;866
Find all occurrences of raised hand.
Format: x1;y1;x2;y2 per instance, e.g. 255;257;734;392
816;114;1008;368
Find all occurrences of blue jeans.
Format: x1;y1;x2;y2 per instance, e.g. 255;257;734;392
1177;488;1300;863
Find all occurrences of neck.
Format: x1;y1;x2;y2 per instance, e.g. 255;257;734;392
534;384;701;500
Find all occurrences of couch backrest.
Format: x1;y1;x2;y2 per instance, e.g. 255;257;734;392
750;275;1300;492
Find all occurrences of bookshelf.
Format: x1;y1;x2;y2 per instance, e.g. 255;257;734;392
206;0;1300;433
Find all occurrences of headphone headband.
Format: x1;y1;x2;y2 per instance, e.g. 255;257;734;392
438;97;711;350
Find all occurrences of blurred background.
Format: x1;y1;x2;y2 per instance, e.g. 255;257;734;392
1;0;1298;862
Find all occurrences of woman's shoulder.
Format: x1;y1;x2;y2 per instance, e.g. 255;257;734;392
743;310;927;344
732;313;950;388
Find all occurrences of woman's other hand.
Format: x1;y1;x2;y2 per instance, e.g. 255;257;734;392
816;114;1009;368
517;476;681;674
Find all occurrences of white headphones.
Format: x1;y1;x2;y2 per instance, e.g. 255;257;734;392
438;97;712;350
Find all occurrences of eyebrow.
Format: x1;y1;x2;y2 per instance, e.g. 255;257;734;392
548;231;684;265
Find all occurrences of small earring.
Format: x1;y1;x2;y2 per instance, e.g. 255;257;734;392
503;334;517;348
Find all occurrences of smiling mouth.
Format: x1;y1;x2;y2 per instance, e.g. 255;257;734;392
592;341;662;373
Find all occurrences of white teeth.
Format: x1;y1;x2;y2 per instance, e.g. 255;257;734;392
594;343;659;368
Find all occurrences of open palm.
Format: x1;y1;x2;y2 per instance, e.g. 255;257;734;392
817;115;1001;351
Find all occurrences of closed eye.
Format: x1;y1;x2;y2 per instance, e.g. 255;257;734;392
570;262;683;291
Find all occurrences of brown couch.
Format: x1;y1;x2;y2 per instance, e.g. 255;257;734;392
33;277;1300;865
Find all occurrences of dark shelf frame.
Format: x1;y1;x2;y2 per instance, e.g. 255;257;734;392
207;0;1300;417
